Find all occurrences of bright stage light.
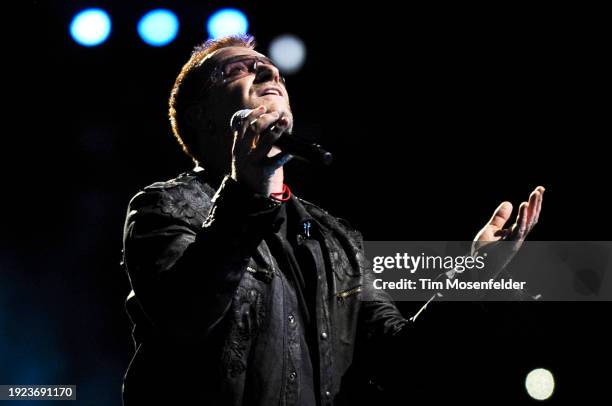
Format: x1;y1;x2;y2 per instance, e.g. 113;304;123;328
269;34;306;74
207;8;249;39
70;8;112;47
525;368;555;400
138;9;179;47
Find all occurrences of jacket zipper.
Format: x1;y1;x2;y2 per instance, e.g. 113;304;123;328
335;286;362;303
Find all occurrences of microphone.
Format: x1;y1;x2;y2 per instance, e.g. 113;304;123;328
231;108;333;166
274;132;333;167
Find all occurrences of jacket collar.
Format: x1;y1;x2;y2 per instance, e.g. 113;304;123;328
191;166;225;190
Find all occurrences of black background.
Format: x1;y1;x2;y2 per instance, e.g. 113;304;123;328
4;1;609;404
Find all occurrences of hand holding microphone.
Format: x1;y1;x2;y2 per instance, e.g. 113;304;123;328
231;107;332;163
229;106;332;195
229;106;291;195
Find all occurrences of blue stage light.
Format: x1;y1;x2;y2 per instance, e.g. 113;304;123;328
70;9;112;47
207;8;249;39
138;9;179;47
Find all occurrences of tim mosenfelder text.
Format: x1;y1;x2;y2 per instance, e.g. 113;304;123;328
370;252;526;292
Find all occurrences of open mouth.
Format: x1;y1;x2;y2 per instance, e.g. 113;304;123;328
259;87;282;97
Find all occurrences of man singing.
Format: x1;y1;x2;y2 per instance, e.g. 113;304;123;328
121;35;544;405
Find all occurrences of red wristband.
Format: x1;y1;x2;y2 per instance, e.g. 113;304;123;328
270;184;292;202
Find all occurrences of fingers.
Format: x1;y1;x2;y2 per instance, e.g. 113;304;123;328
230;106;293;175
231;106;265;136
246;111;281;151
231;106;267;154
230;108;259;132
510;201;529;240
527;189;539;228
488;201;513;228
504;186;546;241
232;106;283;157
249;111;281;135
526;186;546;229
520;201;529;233
251;115;291;161
533;186;545;224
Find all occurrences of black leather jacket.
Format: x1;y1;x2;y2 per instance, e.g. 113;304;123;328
121;169;413;406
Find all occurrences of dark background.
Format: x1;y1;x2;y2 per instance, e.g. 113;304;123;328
3;1;609;404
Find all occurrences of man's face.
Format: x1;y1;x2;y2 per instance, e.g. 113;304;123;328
210;47;292;120
195;46;292;171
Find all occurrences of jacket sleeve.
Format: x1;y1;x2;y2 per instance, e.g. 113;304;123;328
350;232;427;393
122;175;281;338
358;267;412;339
342;224;415;343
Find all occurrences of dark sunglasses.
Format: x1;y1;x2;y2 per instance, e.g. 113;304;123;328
208;55;287;86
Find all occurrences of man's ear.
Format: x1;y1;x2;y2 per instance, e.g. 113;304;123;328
184;104;203;130
185;104;216;137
